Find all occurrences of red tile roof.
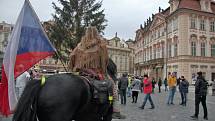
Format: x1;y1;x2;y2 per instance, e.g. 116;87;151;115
178;0;215;14
178;0;201;11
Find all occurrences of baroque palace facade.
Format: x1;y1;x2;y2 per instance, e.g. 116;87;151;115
134;0;215;83
107;34;134;77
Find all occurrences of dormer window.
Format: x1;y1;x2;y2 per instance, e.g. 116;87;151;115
205;1;209;11
200;0;212;12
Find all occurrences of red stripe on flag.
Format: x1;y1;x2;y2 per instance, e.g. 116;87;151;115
14;52;54;78
0;66;12;116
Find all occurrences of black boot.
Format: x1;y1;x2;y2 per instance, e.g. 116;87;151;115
139;106;144;109
190;115;198;120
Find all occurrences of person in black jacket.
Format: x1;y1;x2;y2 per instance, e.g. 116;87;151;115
118;73;128;105
179;76;189;106
191;71;208;120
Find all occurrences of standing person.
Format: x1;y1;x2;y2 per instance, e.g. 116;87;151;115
139;75;155;109
158;77;162;93
15;71;30;99
164;78;168;91
118;73;128;105
167;72;177;105
131;76;141;103
191;72;208;120
179;76;189;106
151;77;156;93
127;75;132;97
212;80;215;96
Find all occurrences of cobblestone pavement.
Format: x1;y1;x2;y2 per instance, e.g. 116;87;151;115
1;86;215;121
113;86;215;121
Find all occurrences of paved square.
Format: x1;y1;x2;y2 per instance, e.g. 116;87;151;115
113;86;215;121
1;87;215;121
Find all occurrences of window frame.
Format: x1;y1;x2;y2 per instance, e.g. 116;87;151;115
200;19;205;31
201;42;206;56
191;42;197;56
211;44;215;57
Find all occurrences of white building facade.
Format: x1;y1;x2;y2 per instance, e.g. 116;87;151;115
134;0;215;83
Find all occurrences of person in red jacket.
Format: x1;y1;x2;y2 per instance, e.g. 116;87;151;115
139;74;155;109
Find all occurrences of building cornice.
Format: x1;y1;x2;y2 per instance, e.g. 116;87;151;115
167;55;215;63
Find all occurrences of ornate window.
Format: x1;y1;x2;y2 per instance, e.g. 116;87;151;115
211;44;215;57
191;42;196;56
190;17;196;29
201;42;206;56
150;48;152;60
173;18;178;31
210;21;215;32
200;19;205;31
168;43;172;58
174;44;178;57
157;47;160;59
153;48;156;59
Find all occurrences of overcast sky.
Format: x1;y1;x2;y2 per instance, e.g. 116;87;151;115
0;0;169;40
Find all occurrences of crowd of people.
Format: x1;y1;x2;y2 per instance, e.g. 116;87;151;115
117;71;210;120
13;67;212;120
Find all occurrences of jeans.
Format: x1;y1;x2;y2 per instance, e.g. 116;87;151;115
127;87;131;97
180;92;187;105
167;87;176;104
158;86;161;93
165;85;168;91
132;91;139;103
141;93;154;108
194;95;208;118
120;89;127;104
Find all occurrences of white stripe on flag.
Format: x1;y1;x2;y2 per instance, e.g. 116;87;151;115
3;1;25;111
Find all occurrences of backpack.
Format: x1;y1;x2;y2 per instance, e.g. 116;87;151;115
92;80;113;104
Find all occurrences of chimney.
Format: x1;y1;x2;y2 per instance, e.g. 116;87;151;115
147;19;149;24
115;32;117;37
149;17;151;22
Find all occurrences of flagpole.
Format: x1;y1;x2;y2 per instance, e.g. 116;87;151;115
54;50;68;72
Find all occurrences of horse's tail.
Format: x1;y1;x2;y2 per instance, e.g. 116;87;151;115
13;79;42;121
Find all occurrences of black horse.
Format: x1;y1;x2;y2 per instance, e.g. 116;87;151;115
13;59;117;121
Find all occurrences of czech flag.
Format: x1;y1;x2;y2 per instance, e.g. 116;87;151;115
0;0;56;116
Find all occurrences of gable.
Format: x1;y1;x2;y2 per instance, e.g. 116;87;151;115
149;14;165;30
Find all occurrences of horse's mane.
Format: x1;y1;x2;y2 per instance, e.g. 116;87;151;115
107;58;117;82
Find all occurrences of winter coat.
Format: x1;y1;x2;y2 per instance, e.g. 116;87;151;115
168;76;177;88
212;81;215;90
179;79;189;93
158;79;162;86
164;79;168;86
131;79;141;92
118;77;128;90
152;79;156;88
195;76;208;96
143;79;152;94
